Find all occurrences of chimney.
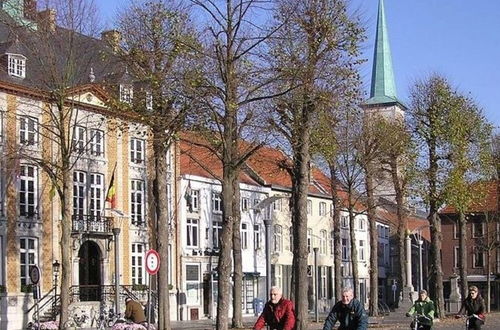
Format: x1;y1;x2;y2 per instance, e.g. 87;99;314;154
23;0;37;20
101;30;121;52
37;9;56;32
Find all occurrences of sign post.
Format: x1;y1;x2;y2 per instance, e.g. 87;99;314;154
145;249;160;330
29;265;41;329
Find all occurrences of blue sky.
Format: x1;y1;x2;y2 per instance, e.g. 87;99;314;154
96;0;500;128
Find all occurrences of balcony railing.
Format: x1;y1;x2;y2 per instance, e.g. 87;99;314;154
72;214;112;234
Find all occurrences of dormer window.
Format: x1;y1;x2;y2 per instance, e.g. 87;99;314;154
8;54;26;78
120;84;133;103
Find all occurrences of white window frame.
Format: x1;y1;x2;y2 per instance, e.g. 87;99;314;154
307;200;312;215
319;202;327;216
329;231;334;255
186;218;199;248
273;199;282;211
73;170;86;217
273;264;283;290
89;173;103;217
89;129;104;156
454;246;459;269
8;54;26;78
472;222;484;238
341;216;349;228
19;116;38;145
341;238;349;261
320;267;327;299
19;165;37;218
289;226;293;252
130;138;145;164
359;218;366;231
120;84;133;103
73;126;86;153
213;221;222;249
185;264;200;305
273;225;282;252
253;224;260;250
307;228;312;253
241;197;249;212
212;192;222;213
319;230;327;255
473;247;485;268
20;237;38;288
131;243;146;285
190;190;199;212
145;91;153;111
131;179;145;225
241;223;249;249
359;240;365;261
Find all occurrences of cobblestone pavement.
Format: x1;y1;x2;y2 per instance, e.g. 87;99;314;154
169;312;500;329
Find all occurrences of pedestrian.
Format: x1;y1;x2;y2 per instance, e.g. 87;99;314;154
455;285;486;330
253;286;296;330
323;287;368;330
406;289;435;330
124;297;147;325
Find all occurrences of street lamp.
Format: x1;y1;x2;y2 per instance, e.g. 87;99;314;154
112;227;121;315
52;260;60;319
313;247;319;323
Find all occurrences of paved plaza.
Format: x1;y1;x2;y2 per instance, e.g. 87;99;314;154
169;312;500;329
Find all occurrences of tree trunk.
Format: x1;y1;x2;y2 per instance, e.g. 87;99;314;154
232;177;243;328
59;169;72;329
365;167;378;316
428;210;445;318
328;164;342;301
390;157;407;300
487;248;491;313
348;205;359;298
153;137;171;330
291;132;312;330
458;211;468;300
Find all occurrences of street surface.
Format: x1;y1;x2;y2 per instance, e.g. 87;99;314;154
169;312;500;329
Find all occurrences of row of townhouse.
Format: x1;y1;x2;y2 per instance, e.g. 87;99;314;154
176;140;398;320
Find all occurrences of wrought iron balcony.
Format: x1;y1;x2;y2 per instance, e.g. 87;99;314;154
72;214;112;235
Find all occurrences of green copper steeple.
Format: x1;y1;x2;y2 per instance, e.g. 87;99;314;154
365;0;399;105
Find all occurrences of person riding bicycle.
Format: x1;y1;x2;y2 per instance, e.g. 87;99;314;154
406;290;435;330
455;286;486;330
323;287;368;330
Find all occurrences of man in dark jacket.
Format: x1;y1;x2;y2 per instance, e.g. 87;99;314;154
254;286;296;330
456;286;486;330
124;297;147;324
323;287;368;330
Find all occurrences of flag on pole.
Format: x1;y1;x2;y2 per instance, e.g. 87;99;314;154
105;163;117;209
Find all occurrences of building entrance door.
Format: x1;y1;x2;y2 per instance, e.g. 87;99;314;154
78;240;102;301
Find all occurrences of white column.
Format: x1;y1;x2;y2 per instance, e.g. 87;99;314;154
405;235;413;290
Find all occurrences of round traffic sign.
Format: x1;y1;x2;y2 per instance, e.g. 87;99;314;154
30;265;41;285
145;249;160;275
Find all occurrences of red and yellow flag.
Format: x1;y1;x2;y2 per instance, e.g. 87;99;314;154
105;164;117;209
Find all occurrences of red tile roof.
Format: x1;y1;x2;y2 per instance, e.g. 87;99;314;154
440;181;499;214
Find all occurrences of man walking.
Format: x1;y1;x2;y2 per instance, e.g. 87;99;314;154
254;286;296;330
323;287;368;330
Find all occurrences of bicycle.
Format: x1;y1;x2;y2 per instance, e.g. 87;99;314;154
409;314;431;330
456;314;484;330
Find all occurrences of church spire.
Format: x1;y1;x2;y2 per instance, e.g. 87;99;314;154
365;0;400;105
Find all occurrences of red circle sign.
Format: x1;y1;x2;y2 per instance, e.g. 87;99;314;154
145;249;160;275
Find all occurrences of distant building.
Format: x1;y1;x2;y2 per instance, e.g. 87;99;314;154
440;181;500;310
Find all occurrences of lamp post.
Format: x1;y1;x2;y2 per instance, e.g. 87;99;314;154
263;218;272;297
52;260;60;319
313;247;319;323
112;227;121;315
405;234;413;290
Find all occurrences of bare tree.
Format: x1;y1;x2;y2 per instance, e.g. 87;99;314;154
269;1;363;327
408;74;492;318
114;2;199;329
0;1;110;327
189;1;285;328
